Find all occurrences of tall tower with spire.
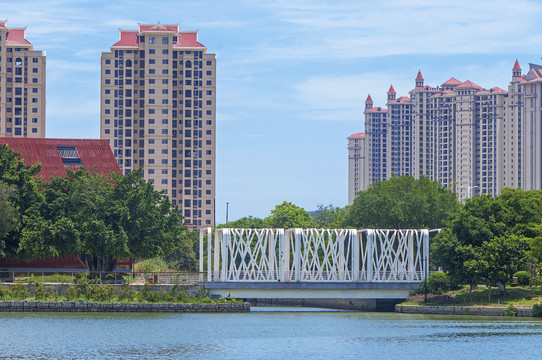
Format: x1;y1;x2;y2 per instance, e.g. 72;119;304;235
387;85;396;101
512;59;522;79
365;94;373;109
415;70;424;87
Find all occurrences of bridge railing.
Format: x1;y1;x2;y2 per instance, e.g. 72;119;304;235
200;228;437;283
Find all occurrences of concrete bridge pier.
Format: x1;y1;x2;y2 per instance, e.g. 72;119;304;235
205;282;419;312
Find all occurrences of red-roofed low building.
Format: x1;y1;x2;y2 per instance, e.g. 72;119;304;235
0;137;121;180
101;22;215;229
0;21;46;139
0;137;131;272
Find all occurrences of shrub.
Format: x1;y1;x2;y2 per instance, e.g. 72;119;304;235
117;283;138;302
32;282;53;300
0;286;4;299
9;284;30;299
64;285;78;300
140;284;161;302
88;285;114;302
513;271;531;286
417;272;450;295
504;304;518;317
532;303;542;317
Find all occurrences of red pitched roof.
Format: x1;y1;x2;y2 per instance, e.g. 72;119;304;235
0;138;121;181
387;85;396;94
456;80;481;89
365;94;373;103
513;59;521;70
112;31;138;48
111;27;206;49
6;28;31;46
0;20;6;28
416;70;424;80
348;132;365;139
138;23;179;32
442;77;462;86
408;85;437;94
366;107;387;113
174;32;205;48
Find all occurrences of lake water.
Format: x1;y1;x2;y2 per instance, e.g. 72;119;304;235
1;308;542;359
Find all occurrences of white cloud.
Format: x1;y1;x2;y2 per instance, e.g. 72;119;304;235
245;0;542;61
294;72;413;122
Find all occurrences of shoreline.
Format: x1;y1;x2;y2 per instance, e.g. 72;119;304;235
0;300;250;313
395;304;535;317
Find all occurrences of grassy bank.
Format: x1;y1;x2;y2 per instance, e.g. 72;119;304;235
402;285;542;307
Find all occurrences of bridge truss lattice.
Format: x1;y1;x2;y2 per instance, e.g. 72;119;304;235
199;228;434;283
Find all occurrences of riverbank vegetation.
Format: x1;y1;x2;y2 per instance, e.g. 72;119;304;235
0;280;237;304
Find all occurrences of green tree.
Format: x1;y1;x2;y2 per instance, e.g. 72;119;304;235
311;204;348;228
18;168;192;272
264;201;315;229
345;175;459;229
218;216;266;229
0;145;42;257
0;182;18;253
167;230;198;271
432;190;534;296
481;235;528;301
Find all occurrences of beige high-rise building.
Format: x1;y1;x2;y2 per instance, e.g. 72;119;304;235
0;21;46;138
522;62;542;190
347;132;367;204
100;23;216;228
351;61;531;202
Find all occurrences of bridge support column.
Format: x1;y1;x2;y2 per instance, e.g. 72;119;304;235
366;229;374;281
351;229;359;281
294;229;301;282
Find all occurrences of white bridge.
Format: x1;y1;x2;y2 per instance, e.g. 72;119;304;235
199;228;438;310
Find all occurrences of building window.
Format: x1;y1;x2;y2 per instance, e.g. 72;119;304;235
162;37;169;44
149;37;156;44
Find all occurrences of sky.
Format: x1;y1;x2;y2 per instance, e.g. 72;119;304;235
4;0;542;223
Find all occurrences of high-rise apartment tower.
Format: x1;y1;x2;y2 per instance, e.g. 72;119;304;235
348;61;537;203
100;23;216;228
0;21;46;137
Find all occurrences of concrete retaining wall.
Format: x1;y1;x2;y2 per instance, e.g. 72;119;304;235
0;301;250;313
396;304;533;317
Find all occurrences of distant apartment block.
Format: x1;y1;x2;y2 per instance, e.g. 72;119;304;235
347;132;367;204
0;21;46;138
348;60;542;203
100;23;216;228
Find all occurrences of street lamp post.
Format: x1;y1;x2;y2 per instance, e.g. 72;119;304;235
460;185;479;199
226;202;229;224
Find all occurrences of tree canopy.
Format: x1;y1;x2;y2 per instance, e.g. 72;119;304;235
264;201;315;229
431;189;540;298
311;204;348;228
18;167;193;272
344;175;459;229
218;216;266;229
0;145;42;257
0;182;18;252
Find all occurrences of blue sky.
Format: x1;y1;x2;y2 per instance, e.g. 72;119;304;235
4;0;542;222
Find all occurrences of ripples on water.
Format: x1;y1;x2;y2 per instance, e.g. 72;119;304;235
1;310;541;359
